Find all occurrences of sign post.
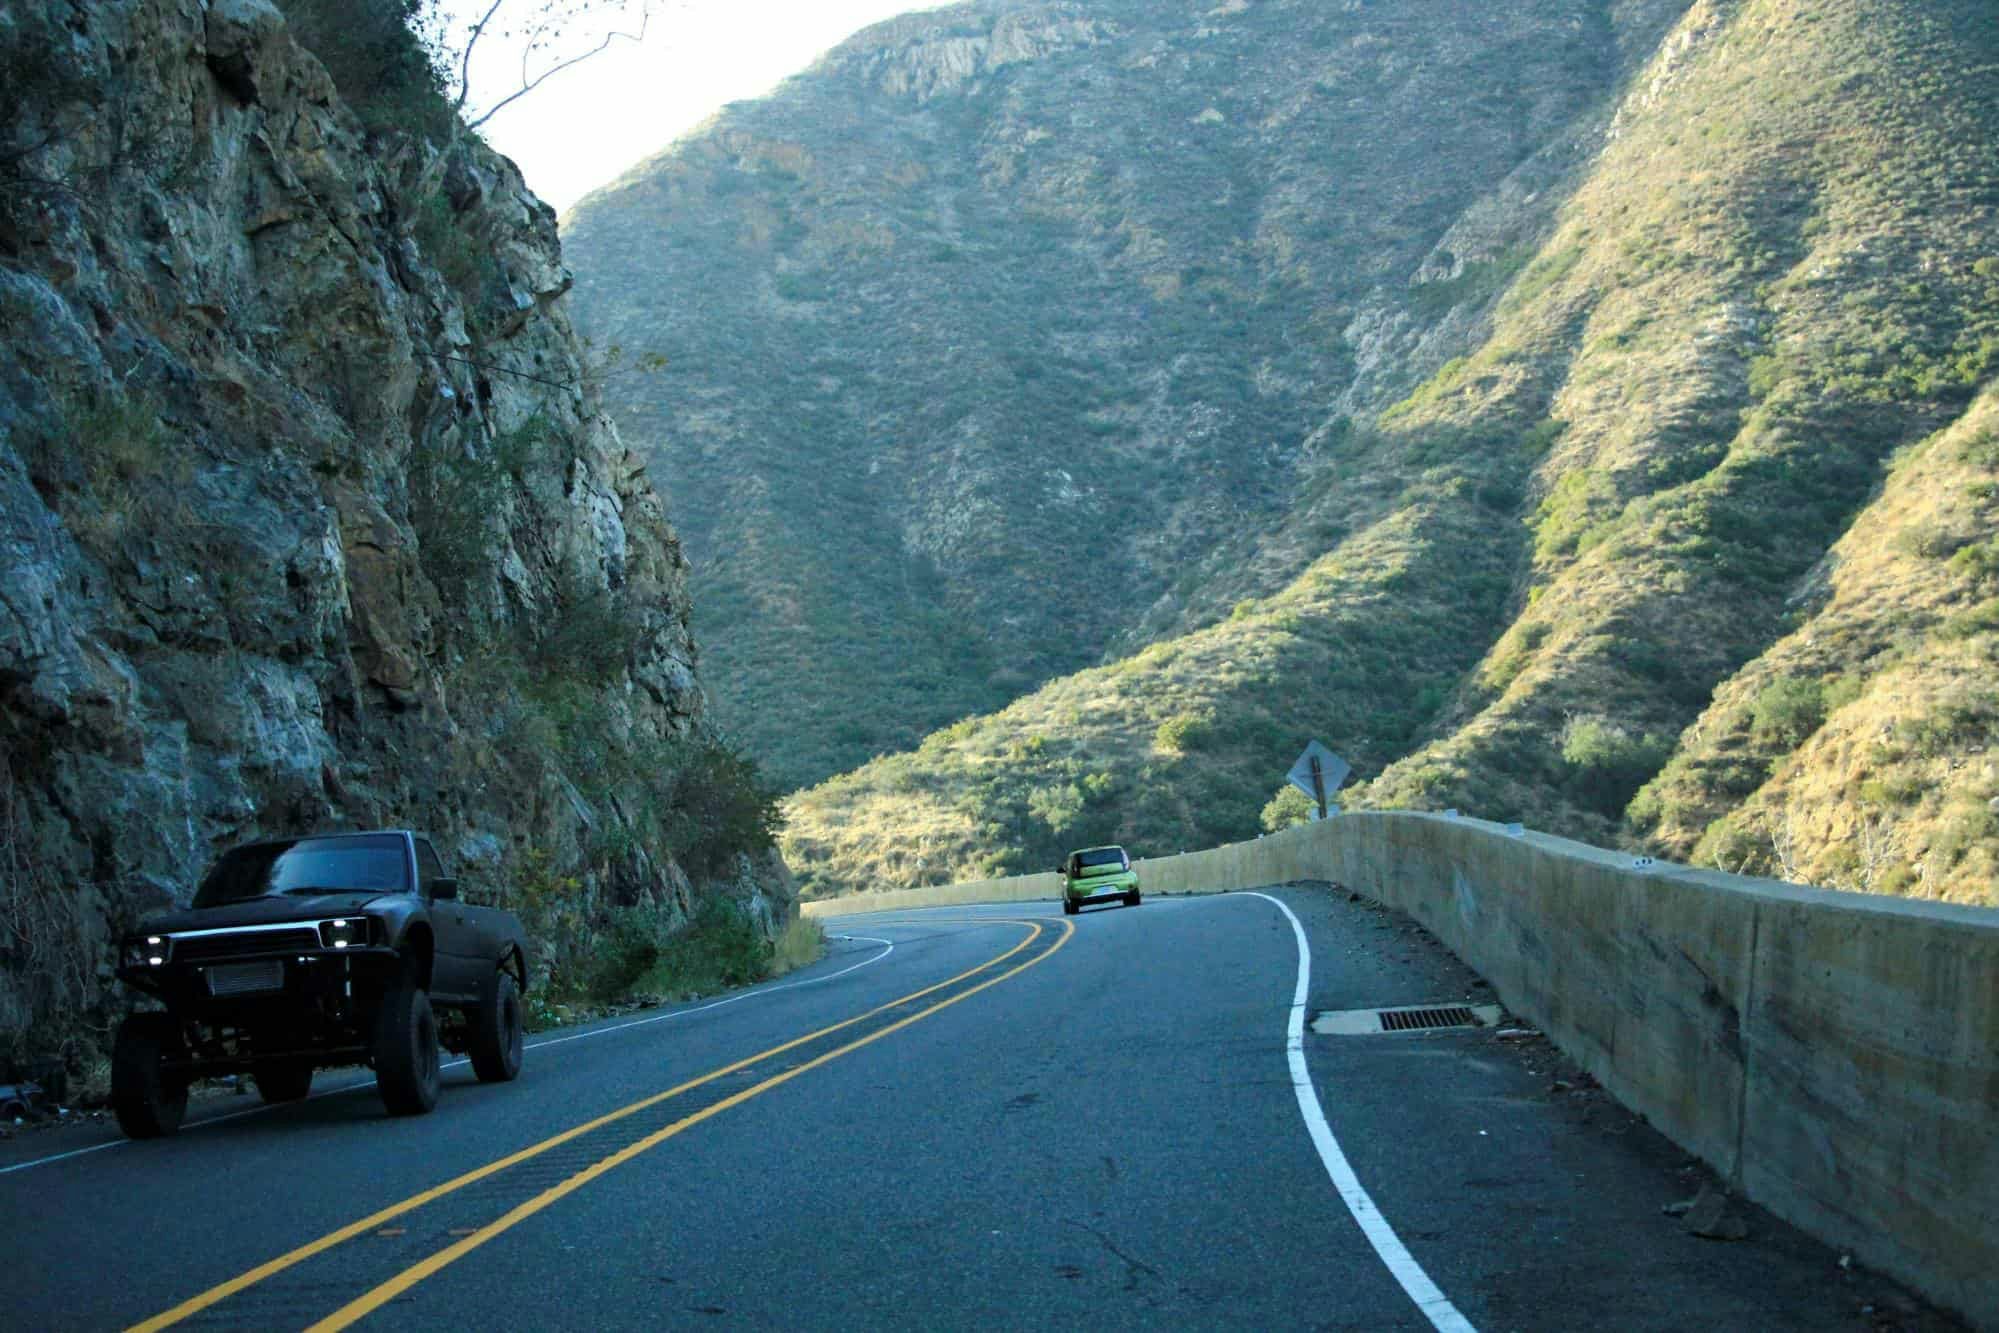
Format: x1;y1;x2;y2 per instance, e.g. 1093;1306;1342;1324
1287;741;1350;821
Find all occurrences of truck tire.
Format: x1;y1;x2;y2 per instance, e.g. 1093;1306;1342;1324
111;1012;189;1139
373;979;441;1116
252;1060;313;1104
467;967;524;1084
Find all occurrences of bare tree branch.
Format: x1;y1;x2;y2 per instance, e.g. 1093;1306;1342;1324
468;5;648;130
454;0;513;121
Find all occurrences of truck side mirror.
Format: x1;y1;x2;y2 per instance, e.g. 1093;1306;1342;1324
431;876;459;901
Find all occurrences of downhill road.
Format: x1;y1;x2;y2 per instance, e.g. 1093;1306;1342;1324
2;886;1946;1330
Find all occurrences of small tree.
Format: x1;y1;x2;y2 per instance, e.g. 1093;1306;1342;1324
1261;785;1316;832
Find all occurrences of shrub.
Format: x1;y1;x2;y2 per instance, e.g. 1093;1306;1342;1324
1940;599;1999;640
1896;523;1971;560
1153;711;1214;753
532;584;636;685
410;412;558;595
1821;674;1865;713
1260;784;1316;831
1929;807;1999;873
1750;676;1825;749
592;896;772;1003
273;0;452;138
411;188;496;298
1896;689;1999;759
1027;782;1084;834
1747;354;1784;400
1949;539;1999;587
659;739;787;879
1559;715;1673;818
1518;418;1567;459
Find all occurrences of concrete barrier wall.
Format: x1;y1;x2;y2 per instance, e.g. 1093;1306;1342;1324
801;812;1999;1325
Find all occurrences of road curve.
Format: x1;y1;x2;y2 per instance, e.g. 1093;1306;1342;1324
3;886;1945;1330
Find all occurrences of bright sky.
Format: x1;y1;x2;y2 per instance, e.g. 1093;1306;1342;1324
439;0;948;215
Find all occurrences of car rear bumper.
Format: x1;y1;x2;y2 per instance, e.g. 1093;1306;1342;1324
1065;880;1139;902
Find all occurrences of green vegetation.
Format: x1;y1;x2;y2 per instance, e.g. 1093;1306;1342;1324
1260;785;1315;831
272;0;452;139
1750;677;1827;750
588;897;771;1005
1559;716;1672;820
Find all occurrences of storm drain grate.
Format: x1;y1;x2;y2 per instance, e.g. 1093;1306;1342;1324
1378;1006;1478;1032
1311;1003;1502;1035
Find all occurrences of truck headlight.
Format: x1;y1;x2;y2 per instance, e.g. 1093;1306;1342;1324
122;935;169;967
318;918;371;949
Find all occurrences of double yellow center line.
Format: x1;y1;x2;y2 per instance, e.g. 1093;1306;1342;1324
132;915;1071;1332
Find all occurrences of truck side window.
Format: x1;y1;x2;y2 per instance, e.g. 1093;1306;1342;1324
414;838;446;894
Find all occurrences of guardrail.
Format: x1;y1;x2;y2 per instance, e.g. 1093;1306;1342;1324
802;812;1999;1326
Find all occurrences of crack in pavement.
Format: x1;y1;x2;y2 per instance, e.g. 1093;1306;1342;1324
1064;1217;1161;1293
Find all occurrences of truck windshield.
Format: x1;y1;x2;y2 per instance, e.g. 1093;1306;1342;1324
193;835;410;907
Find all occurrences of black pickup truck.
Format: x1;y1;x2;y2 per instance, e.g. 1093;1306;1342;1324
112;830;529;1138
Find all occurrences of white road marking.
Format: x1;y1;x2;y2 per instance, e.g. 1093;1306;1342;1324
1237;891;1479;1333
0;934;895;1177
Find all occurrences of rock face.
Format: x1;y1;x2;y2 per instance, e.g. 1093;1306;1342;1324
0;0;784;1063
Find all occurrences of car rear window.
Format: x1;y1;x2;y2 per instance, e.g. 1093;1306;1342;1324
194;835;410;906
1076;848;1128;869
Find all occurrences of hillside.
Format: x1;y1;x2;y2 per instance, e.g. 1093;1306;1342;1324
565;0;1997;906
563;0;1693;788
0;0;788;1071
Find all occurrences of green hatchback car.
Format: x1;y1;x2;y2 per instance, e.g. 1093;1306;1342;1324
1059;845;1141;915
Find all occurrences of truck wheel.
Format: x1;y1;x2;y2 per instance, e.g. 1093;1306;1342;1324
373;980;441;1116
252;1060;313;1104
467;967;524;1083
111;1013;189;1139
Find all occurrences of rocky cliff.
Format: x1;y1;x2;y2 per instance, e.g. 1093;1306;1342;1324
0;0;786;1072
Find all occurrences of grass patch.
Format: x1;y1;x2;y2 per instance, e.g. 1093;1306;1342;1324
769;914;827;977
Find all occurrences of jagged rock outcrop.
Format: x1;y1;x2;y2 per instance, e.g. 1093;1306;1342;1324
0;0;785;1065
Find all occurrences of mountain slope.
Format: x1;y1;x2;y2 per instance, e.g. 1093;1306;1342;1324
563;0;1690;788
771;0;1998;903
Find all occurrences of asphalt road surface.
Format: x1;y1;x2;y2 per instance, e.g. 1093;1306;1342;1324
2;885;1957;1331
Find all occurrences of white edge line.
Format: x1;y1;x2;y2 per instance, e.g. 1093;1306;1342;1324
1236;890;1479;1333
0;934;897;1178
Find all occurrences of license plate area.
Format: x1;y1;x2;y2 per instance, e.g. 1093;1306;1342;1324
205;960;286;996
